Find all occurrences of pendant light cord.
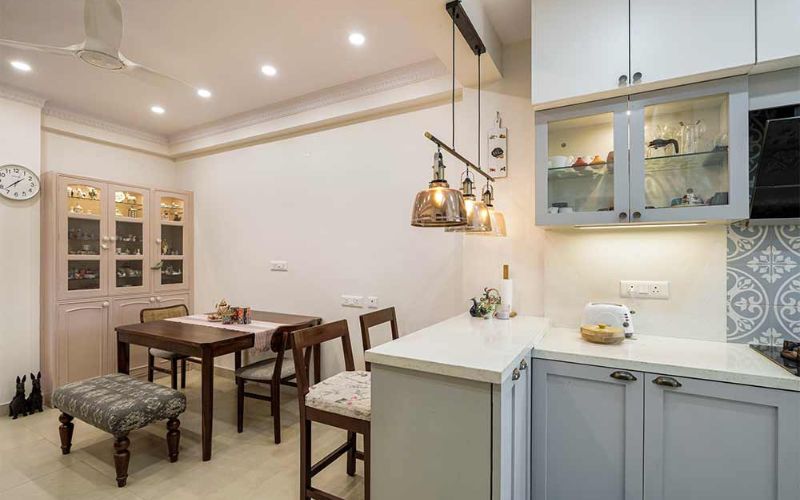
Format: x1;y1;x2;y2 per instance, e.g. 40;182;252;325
451;15;455;150
477;52;481;167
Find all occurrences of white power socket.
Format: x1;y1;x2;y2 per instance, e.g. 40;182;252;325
341;295;364;307
366;296;379;308
270;260;288;272
620;280;669;299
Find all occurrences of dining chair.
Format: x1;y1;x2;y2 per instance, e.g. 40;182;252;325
235;319;320;444
292;320;371;500
359;307;399;371
140;305;197;390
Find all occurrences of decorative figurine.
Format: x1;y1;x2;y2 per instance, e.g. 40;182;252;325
9;375;28;419
27;372;43;414
469;288;502;319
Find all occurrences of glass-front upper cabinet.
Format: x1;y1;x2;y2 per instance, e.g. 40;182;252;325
59;176;108;299
109;185;149;294
535;98;630;225
628;77;749;223
153;191;189;291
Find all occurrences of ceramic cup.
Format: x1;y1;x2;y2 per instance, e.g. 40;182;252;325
549;156;569;169
548;207;560;214
559;207;574;213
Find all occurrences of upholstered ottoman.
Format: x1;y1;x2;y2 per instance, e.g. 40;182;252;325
52;373;187;487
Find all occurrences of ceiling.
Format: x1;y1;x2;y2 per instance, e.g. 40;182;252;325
0;0;530;139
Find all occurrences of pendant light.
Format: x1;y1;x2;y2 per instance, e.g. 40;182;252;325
410;14;466;228
474;182;507;237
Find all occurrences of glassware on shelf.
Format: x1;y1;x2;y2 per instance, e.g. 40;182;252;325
114;191;144;219
679;120;707;154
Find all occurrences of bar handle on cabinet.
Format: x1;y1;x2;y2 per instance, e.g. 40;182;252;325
512;368;520;381
652;376;682;388
610;370;637;381
618;74;628;86
519;359;528;371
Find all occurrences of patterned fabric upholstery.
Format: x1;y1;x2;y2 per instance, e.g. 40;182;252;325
149;348;188;360
52;374;186;437
305;371;371;421
141;305;190;361
235;357;296;381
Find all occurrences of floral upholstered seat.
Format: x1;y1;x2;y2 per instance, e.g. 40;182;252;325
305;370;371;421
52;373;186;437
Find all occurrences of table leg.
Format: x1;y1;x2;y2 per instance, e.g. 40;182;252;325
313;344;322;383
201;348;214;461
234;351;242;371
117;335;130;374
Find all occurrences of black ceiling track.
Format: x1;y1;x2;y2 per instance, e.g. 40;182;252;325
446;1;486;56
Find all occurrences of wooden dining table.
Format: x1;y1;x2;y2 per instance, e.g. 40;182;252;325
115;310;322;461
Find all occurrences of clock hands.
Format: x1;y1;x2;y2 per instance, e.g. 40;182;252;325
6;178;24;190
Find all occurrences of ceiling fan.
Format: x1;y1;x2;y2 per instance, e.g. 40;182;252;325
0;0;203;95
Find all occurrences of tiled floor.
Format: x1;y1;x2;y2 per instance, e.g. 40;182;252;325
0;372;364;499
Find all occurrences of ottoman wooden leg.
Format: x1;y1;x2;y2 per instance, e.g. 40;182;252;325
166;417;181;463
58;413;74;455
113;436;131;487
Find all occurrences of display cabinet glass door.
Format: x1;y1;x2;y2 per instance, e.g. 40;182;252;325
628;78;749;223
109;185;149;294
535;98;630;225
59;177;108;299
153;191;189;291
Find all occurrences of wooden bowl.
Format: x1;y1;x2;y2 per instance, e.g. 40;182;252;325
580;324;625;345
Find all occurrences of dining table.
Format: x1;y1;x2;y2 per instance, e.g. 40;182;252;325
115;310;322;461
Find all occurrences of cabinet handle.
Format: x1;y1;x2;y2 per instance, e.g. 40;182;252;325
632;211;642;219
149;297;156;303
156;238;162;244
618;74;628;86
632;72;643;84
512;368;520;381
519;359;528;371
610;370;637;381
102;236;109;242
618;212;628;220
102;301;109;308
100;244;108;250
156;296;163;302
652;376;682;388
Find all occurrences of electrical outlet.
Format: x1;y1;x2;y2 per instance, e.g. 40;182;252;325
620;280;669;299
366;296;379;308
341;295;363;308
270;260;288;272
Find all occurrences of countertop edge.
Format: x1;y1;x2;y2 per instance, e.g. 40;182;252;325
365;351;504;384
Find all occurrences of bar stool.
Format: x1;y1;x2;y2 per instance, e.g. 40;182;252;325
359;307;399;371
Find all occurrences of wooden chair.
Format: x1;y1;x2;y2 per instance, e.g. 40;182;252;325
359;307;399;371
292;320;371;500
235;319;320;444
140;305;197;390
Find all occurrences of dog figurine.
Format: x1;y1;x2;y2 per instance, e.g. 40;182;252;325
27;372;43;414
9;375;27;419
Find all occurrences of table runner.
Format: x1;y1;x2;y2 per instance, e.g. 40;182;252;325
165;314;284;352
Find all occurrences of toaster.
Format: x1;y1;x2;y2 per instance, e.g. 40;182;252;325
583;303;635;338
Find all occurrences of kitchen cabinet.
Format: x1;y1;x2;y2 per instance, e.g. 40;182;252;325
535;77;748;226
644;372;800;500
532;0;755;109
532;359;643;500
56;300;110;385
756;0;800;67
493;354;531;500
152;190;191;292
532;360;800;500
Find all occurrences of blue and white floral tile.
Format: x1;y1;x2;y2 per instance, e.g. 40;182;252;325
727;224;800;344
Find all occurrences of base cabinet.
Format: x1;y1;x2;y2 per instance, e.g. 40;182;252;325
56;300;110;386
532;360;800;500
494;354;532;500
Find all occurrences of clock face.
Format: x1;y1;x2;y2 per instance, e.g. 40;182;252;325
0;165;40;201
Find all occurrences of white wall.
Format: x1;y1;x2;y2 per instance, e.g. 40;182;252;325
177;102;465;374
0;97;42;404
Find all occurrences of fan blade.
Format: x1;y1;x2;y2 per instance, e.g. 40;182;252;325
120;55;197;93
83;0;123;54
0;38;79;57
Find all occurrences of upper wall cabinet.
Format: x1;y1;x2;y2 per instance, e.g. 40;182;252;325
532;0;756;109
756;0;800;67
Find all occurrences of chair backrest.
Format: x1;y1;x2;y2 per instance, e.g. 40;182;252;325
291;320;354;401
359;307;399;371
140;304;189;323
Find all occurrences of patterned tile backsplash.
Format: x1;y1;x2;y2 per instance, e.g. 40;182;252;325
727;224;800;344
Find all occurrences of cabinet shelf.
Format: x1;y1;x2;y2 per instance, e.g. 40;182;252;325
644;148;728;173
548;163;612;180
68;213;101;221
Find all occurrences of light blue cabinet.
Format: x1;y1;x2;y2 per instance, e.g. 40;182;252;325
494;353;532;500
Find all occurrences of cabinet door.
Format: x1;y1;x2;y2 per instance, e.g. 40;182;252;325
532;0;629;106
56;300;110;385
108;185;150;295
630;0;754;87
58;177;109;300
154;293;191;311
153;191;190;292
511;356;530;500
111;295;158;373
628;77;749;223
532;360;644;500
644;373;800;500
757;0;800;65
535;98;630;226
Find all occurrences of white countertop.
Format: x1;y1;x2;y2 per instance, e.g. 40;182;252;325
365;314;550;384
536;328;800;392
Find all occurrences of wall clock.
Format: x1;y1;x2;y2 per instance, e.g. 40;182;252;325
0;164;40;201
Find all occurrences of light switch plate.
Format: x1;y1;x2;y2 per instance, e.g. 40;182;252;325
270;260;288;272
342;295;363;307
620;280;669;299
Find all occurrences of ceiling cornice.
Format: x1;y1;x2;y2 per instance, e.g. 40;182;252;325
0;83;47;108
42;106;169;146
168;58;447;145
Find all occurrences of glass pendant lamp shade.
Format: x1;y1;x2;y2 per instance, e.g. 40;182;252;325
446;173;493;233
411;151;467;227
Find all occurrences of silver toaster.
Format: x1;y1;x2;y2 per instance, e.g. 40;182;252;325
583;302;635;338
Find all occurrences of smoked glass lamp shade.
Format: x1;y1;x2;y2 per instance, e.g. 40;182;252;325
471;205;507;237
445;195;493;233
411;180;467;227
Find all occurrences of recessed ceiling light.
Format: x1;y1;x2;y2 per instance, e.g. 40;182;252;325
10;60;32;72
261;65;277;77
150;105;165;115
197;88;212;98
348;32;366;46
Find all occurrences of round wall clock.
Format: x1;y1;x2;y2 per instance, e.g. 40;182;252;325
0;164;40;201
